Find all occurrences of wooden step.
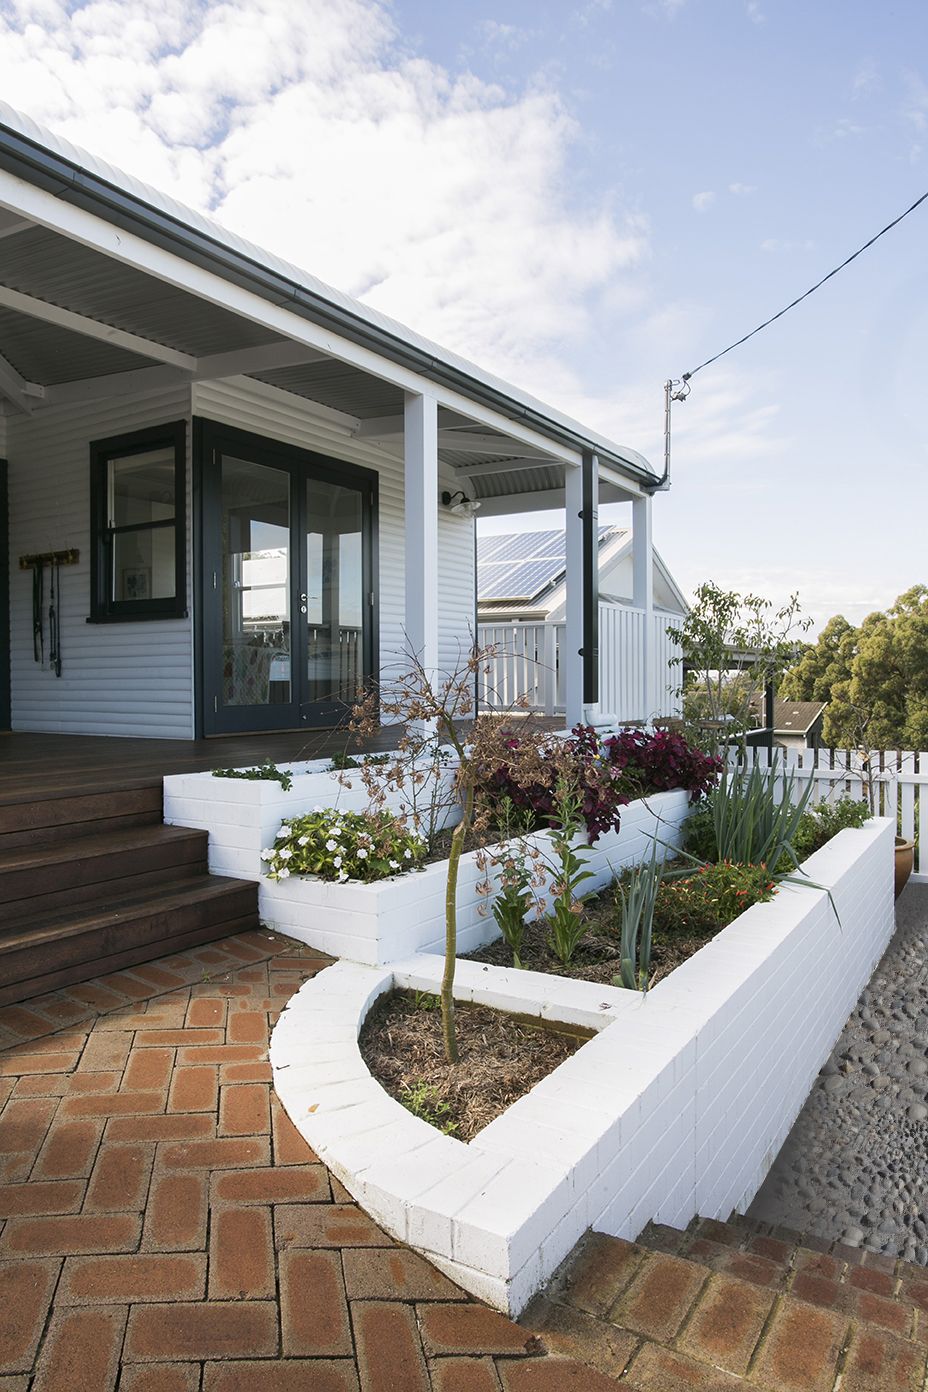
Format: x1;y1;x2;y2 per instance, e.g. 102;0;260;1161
0;874;259;1005
0;781;163;845
0;824;208;908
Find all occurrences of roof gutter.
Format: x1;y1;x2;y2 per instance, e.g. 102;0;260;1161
0;120;656;489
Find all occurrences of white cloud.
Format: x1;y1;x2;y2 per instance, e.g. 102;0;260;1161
745;1;764;23
0;0;651;388
692;190;716;212
728;181;757;195
0;0;786;479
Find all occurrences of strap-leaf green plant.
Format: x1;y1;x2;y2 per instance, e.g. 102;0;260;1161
615;842;663;992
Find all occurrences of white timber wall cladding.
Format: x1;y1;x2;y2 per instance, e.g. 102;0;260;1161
7;385;195;738
192;377;476;690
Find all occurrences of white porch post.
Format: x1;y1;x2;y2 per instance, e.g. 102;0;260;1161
404;391;439;681
564;464;584;729
632;493;655;720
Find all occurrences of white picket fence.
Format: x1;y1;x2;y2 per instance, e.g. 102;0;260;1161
737;745;927;883
477;605;683;724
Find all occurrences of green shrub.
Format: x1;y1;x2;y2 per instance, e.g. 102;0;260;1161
261;808;425;883
791;796;870;862
681;762;814;869
212;759;292;790
615;846;663;992
652;862;778;937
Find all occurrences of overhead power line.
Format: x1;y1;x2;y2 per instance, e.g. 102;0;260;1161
681;187;928;383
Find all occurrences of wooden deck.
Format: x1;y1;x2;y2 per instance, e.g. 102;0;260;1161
0;727;401;800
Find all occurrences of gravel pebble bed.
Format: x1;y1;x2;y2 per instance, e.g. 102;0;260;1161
748;882;928;1263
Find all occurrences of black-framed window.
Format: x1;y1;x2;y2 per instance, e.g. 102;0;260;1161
89;421;187;622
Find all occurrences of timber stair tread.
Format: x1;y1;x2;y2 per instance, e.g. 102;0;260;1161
0;769;260;1006
0;821;205;876
0;872;255;954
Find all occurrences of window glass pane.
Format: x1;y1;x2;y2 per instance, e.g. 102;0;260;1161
113;525;176;601
221;455;291;707
305;478;363;703
109;449;176;527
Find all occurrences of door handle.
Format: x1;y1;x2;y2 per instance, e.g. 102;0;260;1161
300;592;308;615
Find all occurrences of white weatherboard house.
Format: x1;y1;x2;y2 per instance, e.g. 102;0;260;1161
0;102;668;742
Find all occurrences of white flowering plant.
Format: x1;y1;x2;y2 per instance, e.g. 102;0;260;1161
261;808;425;884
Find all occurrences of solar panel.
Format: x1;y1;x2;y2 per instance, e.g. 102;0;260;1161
478;556;564;601
476;526;628;603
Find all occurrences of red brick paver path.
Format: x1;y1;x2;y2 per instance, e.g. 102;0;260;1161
0;929;583;1390
4;929;925;1391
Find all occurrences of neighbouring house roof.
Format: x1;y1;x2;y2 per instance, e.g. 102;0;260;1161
477;525;688;616
750;697;827;735
0;101;658;496
477;526;625;603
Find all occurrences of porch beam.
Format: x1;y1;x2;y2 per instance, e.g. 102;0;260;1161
404;391;440;677
437;431;554;458
0;284;197;370
41;340;352;416
451;457;555;479
598;461;644;500
0;351;42;414
194;340;331;379
0;217;32;240
354;415;405;439
475;488;567;516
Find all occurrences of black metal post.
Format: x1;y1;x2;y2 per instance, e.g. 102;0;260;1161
581;450;599;707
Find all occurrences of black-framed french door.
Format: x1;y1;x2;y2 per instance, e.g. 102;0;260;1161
196;419;378;735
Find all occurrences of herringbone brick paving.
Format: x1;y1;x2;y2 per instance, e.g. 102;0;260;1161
4;926;928;1390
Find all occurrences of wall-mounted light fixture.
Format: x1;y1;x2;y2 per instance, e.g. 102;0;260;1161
441;489;481;518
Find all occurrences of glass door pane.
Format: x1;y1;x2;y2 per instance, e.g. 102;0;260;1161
304;477;364;708
220;455;292;710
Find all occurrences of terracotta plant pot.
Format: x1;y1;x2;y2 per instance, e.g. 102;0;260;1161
895;836;915;899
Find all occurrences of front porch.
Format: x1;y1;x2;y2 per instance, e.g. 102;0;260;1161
0;104;662;749
0;726;414;800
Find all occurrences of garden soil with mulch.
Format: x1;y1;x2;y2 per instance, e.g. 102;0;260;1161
466;891;714;988
359;989;589;1141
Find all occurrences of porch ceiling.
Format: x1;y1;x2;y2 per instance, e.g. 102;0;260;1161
0;221;635;506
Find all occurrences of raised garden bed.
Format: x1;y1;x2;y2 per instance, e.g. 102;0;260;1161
163;751;459;883
253;788;690;964
270;818;896;1315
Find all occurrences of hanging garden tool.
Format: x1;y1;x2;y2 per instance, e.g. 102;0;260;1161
48;555;62;677
31;557;44;664
19;550;78;673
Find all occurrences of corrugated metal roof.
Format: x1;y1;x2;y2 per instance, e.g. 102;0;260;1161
0;100;657;485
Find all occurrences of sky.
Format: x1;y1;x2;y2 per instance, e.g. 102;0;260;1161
0;0;926;633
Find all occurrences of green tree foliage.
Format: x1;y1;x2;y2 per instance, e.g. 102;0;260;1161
779;586;928;750
672;582;809;755
779;615;857;705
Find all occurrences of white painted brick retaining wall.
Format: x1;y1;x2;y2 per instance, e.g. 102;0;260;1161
163;755;459;880
250;790;686;965
270;819;895;1315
